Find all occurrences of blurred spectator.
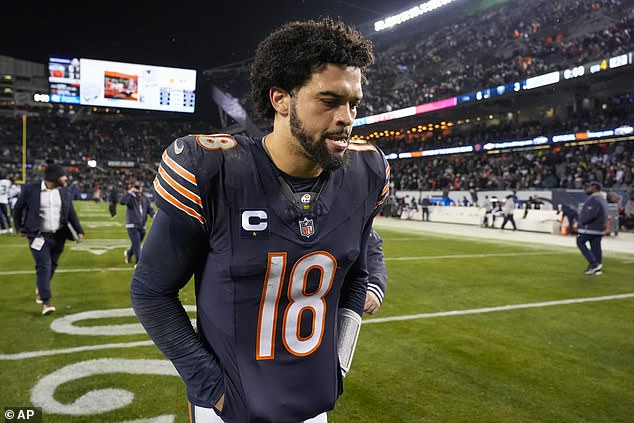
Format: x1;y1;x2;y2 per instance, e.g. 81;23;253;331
500;194;518;231
622;192;634;229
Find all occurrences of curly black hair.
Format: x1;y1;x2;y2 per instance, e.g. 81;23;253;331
249;18;375;119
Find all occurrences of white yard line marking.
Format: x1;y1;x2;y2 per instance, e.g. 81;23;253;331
2;294;632;360
364;293;634;324
385;251;568;261
0;252;563;276
0;341;155;360
0;267;133;276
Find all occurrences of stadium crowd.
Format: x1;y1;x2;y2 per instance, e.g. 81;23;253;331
389;141;634;192
1;110;632;205
206;0;633;120
0;114;211;196
360;0;633;115
368;93;634;155
0;0;632;210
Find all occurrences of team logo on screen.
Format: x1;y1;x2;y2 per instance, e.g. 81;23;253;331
299;218;315;238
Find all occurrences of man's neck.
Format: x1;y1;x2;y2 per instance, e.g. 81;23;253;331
44;181;58;190
264;131;322;178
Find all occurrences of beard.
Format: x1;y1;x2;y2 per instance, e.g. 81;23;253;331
290;100;350;172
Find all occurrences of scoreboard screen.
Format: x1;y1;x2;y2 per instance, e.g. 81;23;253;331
48;57;196;113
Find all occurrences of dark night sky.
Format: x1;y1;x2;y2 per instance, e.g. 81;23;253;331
2;0;421;70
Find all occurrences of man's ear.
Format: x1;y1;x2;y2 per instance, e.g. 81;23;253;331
269;86;290;117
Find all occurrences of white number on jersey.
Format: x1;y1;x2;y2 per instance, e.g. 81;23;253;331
256;251;336;360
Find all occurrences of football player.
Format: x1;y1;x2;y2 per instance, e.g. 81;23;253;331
131;19;388;423
0;173;12;234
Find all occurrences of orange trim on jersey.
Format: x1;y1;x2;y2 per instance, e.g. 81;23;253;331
376;182;390;208
154;178;206;227
162;150;197;185
158;164;202;207
380;182;389;196
375;164;391;208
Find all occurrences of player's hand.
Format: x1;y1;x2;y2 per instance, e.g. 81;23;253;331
214;394;225;412
364;291;381;315
77;233;84;242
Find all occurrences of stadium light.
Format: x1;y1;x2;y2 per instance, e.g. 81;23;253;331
374;0;457;32
87;160;97;168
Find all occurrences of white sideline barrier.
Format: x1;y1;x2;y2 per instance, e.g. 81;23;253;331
401;207;561;233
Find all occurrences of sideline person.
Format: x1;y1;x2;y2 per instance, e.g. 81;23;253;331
576;181;608;275
500;194;517;231
13;164;84;315
119;182;154;265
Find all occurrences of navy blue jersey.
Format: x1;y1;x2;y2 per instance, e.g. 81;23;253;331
133;134;389;423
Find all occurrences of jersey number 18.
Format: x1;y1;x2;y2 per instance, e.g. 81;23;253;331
256;251;336;360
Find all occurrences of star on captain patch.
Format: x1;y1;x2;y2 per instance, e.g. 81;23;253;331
299;217;315;238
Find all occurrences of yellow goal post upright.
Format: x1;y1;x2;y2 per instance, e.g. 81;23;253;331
15;114;27;184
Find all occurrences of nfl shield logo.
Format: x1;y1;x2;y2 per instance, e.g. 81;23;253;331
299;217;315;238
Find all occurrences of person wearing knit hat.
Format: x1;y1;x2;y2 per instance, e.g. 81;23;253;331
12;163;85;315
44;164;67;183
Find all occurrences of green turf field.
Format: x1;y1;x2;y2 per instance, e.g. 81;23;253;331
1;201;633;422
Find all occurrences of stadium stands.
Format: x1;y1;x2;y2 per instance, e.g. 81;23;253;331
389;141;634;191
0;0;632;218
0;114;213;195
360;0;633;115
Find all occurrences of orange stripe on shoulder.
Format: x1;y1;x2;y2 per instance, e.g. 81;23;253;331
158;165;202;207
162;150;197;185
154;178;206;227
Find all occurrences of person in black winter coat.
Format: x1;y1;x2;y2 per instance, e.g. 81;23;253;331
13;164;85;314
576;181;608;275
119;182;155;264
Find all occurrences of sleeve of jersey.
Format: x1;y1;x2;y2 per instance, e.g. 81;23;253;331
338;219;373;316
374;154;391;215
130;210;223;408
366;227;387;304
153;140;207;230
